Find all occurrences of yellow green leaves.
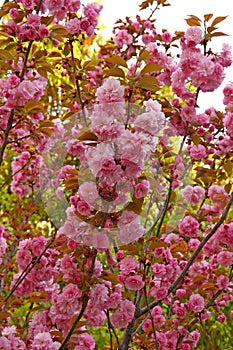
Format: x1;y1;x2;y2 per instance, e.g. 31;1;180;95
0;49;13;61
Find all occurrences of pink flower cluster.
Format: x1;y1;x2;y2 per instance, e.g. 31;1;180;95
7;12;50;41
118;256;144;290
66;3;102;37
12;237;58;297
181;185;205;205
49;283;82;333
58;78;165;246
0;75;47;109
172;26;232;98
11;151;42;197
178;216;200;238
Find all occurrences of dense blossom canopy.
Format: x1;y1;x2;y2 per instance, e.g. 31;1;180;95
0;0;233;349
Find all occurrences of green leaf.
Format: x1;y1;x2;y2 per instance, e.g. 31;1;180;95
0;49;13;60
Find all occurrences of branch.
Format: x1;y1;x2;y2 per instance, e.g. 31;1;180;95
139;193;233;316
4;230;57;305
70;40;88;127
0;110;14;167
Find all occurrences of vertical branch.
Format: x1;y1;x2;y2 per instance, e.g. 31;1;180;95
106;310;120;347
139;192;233;316
143;286;159;350
69;40;88;127
156;180;173;237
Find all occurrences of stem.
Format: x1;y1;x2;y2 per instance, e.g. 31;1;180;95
155;180;173;237
0;110;14;167
106;310;120;347
143;286;159;350
70;40;88;127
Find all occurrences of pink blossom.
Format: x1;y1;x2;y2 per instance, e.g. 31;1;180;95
119;256;139;272
184;26;202;46
93;232;110;250
217;313;227;323
74;333;95;350
118;217;146;244
110;309;130;328
124;275;145;290
107;292;121;309
0;236;6;256
16;249;32;270
31;332;60;349
76;200;91;216
78;181;99;205
96;78;124;104
110;299;135;328
208;184;228;203
217;251;233;267
217;275;229;289
22;0;35;10
114;29;133;48
135;180;150;198
38;25;50;39
62;283;81;301
90;284;108;309
84;304;106;327
152;262;166;278
162;31;172;43
189;294;205;313
9;8;19;19
181;185;205;205
134;110;165;135
32;236;46;256
46;0;64;11
176;289;186;298
178;216;200;238
189;144;206;160
155;287;168;300
66;18;81;35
